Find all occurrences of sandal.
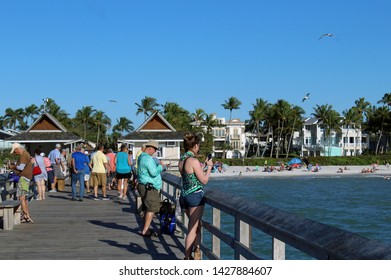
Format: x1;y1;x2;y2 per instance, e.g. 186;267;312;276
22;215;34;223
140;229;157;237
193;246;201;260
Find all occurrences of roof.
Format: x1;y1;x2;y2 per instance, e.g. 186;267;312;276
303;117;320;125
136;111;176;132
5;132;81;143
0;129;15;140
120;111;183;142
5;112;82;143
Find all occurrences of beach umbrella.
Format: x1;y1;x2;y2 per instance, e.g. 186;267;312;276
288;158;302;165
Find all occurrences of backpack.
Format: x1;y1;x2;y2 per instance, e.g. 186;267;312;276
159;199;176;235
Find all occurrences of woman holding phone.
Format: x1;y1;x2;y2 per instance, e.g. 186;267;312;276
179;132;213;260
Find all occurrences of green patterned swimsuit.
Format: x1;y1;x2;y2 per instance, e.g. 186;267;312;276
180;152;203;197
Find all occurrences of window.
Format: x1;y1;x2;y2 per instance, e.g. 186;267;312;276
166;141;175;147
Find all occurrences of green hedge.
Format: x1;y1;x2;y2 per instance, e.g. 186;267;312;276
214;155;391;167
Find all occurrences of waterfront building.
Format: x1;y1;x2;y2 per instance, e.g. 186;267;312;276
295;117;368;157
192;113;246;159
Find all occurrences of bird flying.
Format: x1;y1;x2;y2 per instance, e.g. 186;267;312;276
319;33;336;40
109;100;117;103
302;93;310;102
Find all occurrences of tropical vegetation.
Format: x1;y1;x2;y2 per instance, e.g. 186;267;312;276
1;93;391;157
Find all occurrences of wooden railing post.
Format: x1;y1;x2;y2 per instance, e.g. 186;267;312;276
235;219;250;260
212;207;221;258
272;238;286;260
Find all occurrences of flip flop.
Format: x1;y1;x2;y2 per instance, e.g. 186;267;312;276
140;229;156;237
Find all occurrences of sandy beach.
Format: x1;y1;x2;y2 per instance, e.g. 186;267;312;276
210;165;391;178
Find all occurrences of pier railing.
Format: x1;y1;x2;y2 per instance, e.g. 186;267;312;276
160;172;391;260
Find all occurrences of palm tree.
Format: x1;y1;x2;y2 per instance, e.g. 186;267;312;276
262;104;275;158
191;108;207;127
342;108;360;155
378;93;391;108
222;96;242;122
203;113;220;134
161;102;191;131
312;104;333;155
75;106;96;140
0;115;4;130
353;97;371;124
92;110;111;144
44;98;70;125
247;98;270;157
326;110;342;155
286;105;305;158
135;96;160;120
3;107;25;130
371;106;390;155
112;117;134;137
200;114;220;156
24;104;40;126
273;100;292;158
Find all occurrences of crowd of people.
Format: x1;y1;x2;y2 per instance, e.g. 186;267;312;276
7;134;212;260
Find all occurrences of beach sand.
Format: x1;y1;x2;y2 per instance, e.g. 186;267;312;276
210;165;391;178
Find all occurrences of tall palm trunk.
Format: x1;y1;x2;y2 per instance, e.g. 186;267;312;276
376;125;384;155
286;117;296;158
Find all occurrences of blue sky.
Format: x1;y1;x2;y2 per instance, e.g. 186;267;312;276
1;0;390;129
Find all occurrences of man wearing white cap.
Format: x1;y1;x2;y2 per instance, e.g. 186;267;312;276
9;143;34;223
48;143;62;192
137;140;166;236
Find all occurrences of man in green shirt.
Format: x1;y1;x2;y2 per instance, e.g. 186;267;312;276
137;140;166;236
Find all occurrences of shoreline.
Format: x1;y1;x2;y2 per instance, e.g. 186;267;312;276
209;165;391;178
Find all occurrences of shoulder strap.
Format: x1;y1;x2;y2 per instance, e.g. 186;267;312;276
180;157;190;176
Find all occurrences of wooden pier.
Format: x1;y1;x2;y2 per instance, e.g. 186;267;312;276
0;186;184;260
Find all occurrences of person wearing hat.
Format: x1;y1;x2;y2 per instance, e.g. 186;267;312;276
47;143;63;192
137;140;166;236
8;143;34;223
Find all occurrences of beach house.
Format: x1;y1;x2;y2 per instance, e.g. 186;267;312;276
192;113;246;159
297;117;368;157
118;111;184;167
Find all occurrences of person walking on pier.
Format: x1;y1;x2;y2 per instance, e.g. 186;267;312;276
115;144;132;200
90;144;110;200
9;143;34;223
48;143;63;192
71;144;89;201
179;132;213;260
137;141;165;236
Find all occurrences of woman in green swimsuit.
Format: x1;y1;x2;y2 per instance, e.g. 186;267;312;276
179;132;213;260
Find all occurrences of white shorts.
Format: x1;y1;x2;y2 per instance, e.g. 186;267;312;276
84;174;90;181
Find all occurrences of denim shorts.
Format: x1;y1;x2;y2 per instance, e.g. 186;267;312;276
180;190;205;209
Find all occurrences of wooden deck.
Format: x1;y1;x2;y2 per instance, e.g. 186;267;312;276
0;185;184;260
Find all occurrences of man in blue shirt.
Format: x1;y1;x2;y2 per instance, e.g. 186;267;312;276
48;143;63;192
137;140;166;236
71;144;90;201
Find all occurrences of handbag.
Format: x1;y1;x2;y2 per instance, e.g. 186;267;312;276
33;165;42;176
32;157;42;176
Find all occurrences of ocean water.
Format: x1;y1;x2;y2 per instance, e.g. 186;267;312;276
202;175;391;259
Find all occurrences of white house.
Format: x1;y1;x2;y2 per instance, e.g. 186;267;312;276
194;114;246;158
295;117;368;157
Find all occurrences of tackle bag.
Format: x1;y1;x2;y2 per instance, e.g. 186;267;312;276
159;198;176;234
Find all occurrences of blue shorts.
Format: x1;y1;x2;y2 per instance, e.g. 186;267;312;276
180;190;205;209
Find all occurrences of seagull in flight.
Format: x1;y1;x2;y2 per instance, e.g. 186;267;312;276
302;93;310;102
109;100;117;103
319;33;336;40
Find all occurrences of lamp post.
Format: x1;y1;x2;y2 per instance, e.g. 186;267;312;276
197;132;205;142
